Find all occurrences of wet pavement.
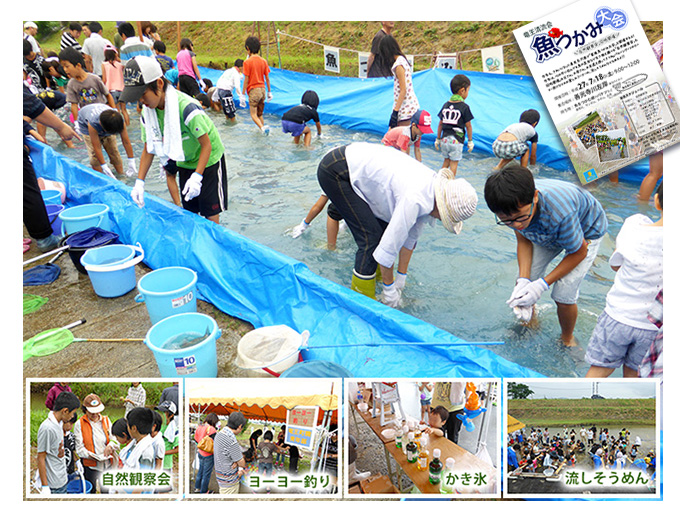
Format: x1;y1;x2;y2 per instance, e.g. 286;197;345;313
23;229;254;379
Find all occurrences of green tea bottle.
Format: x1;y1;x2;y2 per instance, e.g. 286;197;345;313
429;448;443;484
395;427;404;449
406;432;418;463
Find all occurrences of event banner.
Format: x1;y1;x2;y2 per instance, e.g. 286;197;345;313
513;0;677;183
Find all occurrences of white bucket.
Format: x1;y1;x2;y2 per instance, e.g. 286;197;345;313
235;325;308;377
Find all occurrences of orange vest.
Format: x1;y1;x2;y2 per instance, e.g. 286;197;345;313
79;415;111;467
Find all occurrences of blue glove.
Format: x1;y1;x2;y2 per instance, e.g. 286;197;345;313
507;278;549;308
389;110;399;129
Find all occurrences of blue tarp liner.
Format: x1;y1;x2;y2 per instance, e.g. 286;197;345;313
201;66;649;184
29;140;541;378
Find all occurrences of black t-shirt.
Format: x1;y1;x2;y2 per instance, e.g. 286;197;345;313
282;104;319;125
437;101;474;142
367;29;392;78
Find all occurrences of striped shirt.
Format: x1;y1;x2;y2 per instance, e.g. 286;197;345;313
518;179;607;254
60;32;82;52
213;427;243;488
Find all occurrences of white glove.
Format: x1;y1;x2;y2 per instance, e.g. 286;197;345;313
267;91;273;101
182;172;203;201
131;179;145;207
513;306;534;322
434;139;441;151
199;79;206;90
507;278;531;304
41;486;51;495
238;94;246;108
381;281;402;308
290;219;310;238
394;271;407;291
507;278;549;308
126;157;137;177
158;162;166;181
101;164;115;178
468;141;475;153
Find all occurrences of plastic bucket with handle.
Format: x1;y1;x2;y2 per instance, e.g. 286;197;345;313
41;189;62;206
59;203;110;236
80;244;144;298
45;204;64;236
144;312;220;378
135;267;198;324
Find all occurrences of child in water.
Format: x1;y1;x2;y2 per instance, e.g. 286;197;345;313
281;90;322;147
435;75;474;176
492;109;540;170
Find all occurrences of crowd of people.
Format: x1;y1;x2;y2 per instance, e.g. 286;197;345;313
507;425;656;478
35;382;179;494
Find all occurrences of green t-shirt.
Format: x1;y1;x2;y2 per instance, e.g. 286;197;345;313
161;422;179;470
142;90;224;170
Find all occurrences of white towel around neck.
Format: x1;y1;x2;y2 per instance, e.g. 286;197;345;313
142;85;185;165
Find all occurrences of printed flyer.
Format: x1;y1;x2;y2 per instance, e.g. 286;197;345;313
513;0;676;183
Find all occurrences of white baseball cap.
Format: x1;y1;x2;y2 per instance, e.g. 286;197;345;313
120;56;164;103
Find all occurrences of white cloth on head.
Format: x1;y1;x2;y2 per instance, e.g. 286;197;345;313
142;85;185;166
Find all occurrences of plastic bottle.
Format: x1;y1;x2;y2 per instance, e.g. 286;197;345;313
395;427;404;449
418;449;429;471
406;432;418;463
429;448;444;484
440;457;456;494
357;389;363;404
414;429;423;449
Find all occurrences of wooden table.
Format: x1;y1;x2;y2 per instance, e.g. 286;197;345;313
353;403;497;494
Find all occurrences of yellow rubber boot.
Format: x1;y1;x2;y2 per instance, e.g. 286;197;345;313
351;271;376;300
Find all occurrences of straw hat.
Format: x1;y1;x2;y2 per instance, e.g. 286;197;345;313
434;169;478;234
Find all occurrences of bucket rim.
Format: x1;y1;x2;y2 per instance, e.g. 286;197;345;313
137;266;198;296
80;244;137;272
40;189;61;197
58;203;109;220
144;312;218;355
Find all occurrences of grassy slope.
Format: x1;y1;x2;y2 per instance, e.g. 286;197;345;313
507;398;656;426
38;21;662;77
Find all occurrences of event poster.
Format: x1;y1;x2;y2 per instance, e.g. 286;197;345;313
514;0;678;183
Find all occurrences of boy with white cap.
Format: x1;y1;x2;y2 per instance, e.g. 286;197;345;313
121;56;228;224
317;142;477;306
24;22;42;56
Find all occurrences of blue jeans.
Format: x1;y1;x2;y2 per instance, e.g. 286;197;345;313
317;145;388;276
51;483;68;494
196;454;215;493
259;462;273;476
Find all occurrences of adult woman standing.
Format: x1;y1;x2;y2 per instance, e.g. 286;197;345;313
73;394;114;493
194;413;220;493
378;35;419;129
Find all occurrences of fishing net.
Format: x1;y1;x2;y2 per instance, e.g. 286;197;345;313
65;227;120;249
236;325;303;370
23;327;75;361
23;263;61;286
23;294;48;315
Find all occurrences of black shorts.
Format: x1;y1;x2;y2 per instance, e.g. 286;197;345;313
178;74;201;98
177;155;229;218
217;89;236;118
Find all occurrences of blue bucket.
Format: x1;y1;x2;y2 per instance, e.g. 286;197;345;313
80;244;144;298
45;203;64;236
144;312;220;377
135;267;198;324
59;203;110;235
41;189;62;206
67;478;93;494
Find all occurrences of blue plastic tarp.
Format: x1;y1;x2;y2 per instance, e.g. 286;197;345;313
201;65;649;184
28;139;542;379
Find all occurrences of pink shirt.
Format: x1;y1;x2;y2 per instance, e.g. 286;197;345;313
194;424;216;457
382;126;421;152
102;61;125;92
177;49;195;77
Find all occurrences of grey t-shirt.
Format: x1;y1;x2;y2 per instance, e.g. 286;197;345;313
504;122;538;144
65;73;109;109
37;414;67;489
76;103;115;137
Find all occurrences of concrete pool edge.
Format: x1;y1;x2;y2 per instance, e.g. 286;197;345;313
28;139;544;379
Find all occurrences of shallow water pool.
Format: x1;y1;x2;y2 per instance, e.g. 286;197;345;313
45;106;659;377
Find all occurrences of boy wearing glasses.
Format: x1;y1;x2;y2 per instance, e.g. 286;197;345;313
484;162;607;347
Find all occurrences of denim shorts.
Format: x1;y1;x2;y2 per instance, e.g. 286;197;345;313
441;136;463;161
585;311;657;370
528;237;602;304
493;139;528;159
